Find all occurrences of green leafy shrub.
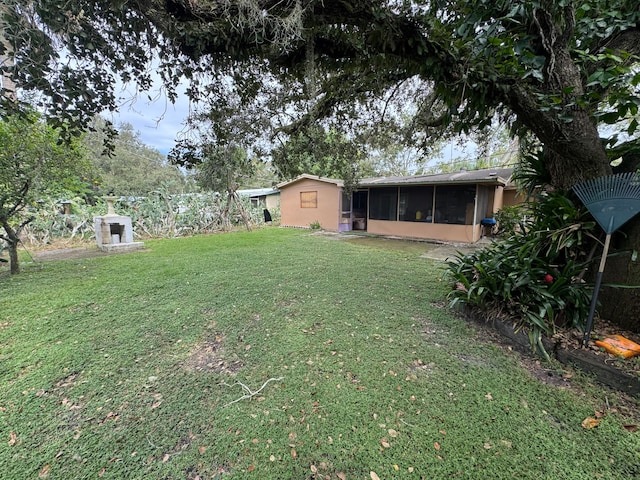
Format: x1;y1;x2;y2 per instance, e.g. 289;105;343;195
447;191;597;357
493;204;530;235
20;191;269;245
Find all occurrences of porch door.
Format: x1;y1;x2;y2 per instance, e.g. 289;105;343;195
339;191;352;232
352;190;368;231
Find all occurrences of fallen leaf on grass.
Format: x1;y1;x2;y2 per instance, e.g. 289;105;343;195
310;465;318;473
162;454;170;463
198;446;207;454
388;428;398;438
581;417;600;429
434;441;441;451
39;465;50;478
337;473;346;480
380;438;391;448
623;424;638;432
370;472;380;480
8;432;17;446
291;448;297;458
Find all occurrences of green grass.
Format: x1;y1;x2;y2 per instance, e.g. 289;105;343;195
1;228;638;479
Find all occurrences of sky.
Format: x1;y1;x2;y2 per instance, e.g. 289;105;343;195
106;81;191;156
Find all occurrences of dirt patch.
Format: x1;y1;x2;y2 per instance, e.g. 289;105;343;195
312;230;488;259
182;335;243;375
33;245;150;261
34;247;113;261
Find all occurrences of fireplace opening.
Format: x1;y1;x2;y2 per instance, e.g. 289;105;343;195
109;223;124;244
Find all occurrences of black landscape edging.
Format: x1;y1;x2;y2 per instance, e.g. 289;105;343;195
466;310;640;396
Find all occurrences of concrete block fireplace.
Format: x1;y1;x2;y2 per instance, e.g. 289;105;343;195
94;196;144;252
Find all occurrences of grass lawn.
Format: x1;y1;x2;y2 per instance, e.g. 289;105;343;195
1;228;638;479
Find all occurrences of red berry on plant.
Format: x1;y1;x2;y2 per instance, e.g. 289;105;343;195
543;274;554;284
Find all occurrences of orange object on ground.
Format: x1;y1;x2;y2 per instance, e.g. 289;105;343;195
594;334;640;358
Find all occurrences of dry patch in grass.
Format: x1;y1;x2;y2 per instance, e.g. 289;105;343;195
182;334;243;375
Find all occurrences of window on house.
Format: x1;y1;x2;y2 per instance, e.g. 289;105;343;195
369;187;398;220
434;185;476;225
300;191;318;208
399;186;434;222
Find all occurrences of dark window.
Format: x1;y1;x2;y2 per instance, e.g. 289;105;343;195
369;187;398;220
352;190;368;219
434;185;476;225
399;186;434;222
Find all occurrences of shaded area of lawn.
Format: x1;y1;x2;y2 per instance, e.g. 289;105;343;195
1;228;638;479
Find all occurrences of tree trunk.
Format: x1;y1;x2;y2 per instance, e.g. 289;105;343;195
231;192;252;232
1;219;21;275
8;240;19;275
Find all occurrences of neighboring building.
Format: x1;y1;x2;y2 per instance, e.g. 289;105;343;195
237;188;280;211
277;168;521;243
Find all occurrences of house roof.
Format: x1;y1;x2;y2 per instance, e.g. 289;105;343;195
276;168;514;190
276;174;344;189
359;167;514;187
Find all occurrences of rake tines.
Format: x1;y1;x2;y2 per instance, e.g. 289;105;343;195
573;172;640;233
573;172;640;346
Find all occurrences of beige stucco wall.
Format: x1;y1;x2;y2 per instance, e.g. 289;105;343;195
503;188;526;208
367;219;481;243
492;186;504;214
279;178;341;230
265;193;280;211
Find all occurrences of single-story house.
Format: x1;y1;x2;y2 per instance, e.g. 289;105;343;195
277;168;522;243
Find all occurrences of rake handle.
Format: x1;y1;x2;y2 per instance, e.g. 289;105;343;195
582;233;612;346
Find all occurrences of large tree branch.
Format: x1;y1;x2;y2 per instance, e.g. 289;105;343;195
596;27;640;58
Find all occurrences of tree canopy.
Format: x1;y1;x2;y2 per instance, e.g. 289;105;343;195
83;118;191;196
271;125;374;189
2;1;639;189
